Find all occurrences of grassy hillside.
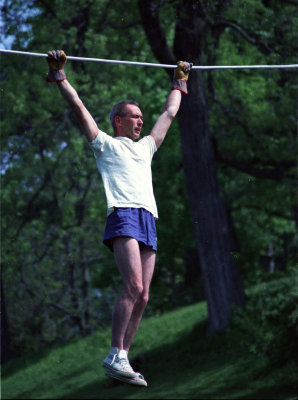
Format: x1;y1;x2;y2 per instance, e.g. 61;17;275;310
2;298;297;399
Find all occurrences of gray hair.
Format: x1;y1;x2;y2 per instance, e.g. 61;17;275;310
109;100;140;130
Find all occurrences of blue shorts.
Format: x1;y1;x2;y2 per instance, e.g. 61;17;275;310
103;207;157;252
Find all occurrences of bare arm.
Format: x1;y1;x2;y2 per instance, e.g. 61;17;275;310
46;51;98;142
150;89;182;149
150;61;191;149
57;80;99;142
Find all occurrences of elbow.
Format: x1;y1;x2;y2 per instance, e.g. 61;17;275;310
165;106;177;121
73;99;85;117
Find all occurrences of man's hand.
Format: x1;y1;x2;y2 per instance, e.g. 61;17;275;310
172;61;193;94
46;50;67;82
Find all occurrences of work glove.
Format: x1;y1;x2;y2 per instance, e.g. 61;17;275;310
172;61;193;94
46;50;67;82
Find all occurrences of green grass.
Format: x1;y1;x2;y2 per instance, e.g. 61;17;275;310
2;301;297;399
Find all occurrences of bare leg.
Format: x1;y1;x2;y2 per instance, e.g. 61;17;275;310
123;246;156;352
111;237;144;350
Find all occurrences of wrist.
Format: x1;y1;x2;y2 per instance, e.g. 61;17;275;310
172;79;188;95
46;68;66;83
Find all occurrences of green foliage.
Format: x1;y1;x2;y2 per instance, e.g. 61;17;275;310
206;0;297;280
228;272;298;366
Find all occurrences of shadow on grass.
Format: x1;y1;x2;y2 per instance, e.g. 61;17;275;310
4;318;296;400
2;346;54;378
2;328;109;380
2;328;100;379
5;365;106;400
60;320;297;399
236;383;298;400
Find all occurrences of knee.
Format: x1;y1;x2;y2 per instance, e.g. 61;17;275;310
139;291;149;308
125;283;144;303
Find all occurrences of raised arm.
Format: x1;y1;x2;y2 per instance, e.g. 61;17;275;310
150;89;182;149
150;61;192;149
46;50;98;142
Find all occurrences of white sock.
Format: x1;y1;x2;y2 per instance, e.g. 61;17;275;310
109;347;129;359
118;349;128;359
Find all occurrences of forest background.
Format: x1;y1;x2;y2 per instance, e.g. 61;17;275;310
1;0;297;370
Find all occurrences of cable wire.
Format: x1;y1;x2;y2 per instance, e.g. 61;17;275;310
1;48;297;70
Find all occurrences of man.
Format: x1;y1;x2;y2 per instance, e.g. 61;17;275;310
46;50;191;387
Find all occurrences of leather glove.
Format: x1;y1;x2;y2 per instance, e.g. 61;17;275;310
46;50;67;82
172;61;193;94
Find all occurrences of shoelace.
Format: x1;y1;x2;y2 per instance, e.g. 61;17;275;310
116;356;133;371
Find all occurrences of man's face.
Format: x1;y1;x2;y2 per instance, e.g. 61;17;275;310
115;104;143;140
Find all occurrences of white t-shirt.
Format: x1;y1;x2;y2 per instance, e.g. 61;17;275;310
89;129;158;218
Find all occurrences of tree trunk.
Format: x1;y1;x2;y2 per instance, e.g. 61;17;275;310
139;0;245;334
178;70;245;333
80;238;92;335
68;259;85;334
1;275;13;363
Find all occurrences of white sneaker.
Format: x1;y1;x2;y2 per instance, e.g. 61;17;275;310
105;369;148;387
102;349;138;378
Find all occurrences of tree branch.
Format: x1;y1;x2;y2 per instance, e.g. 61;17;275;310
138;0;176;78
173;0;207;63
49;302;80;320
15;170;52;236
215;148;295;180
231;203;294;222
38;0;58;19
215;18;275;54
